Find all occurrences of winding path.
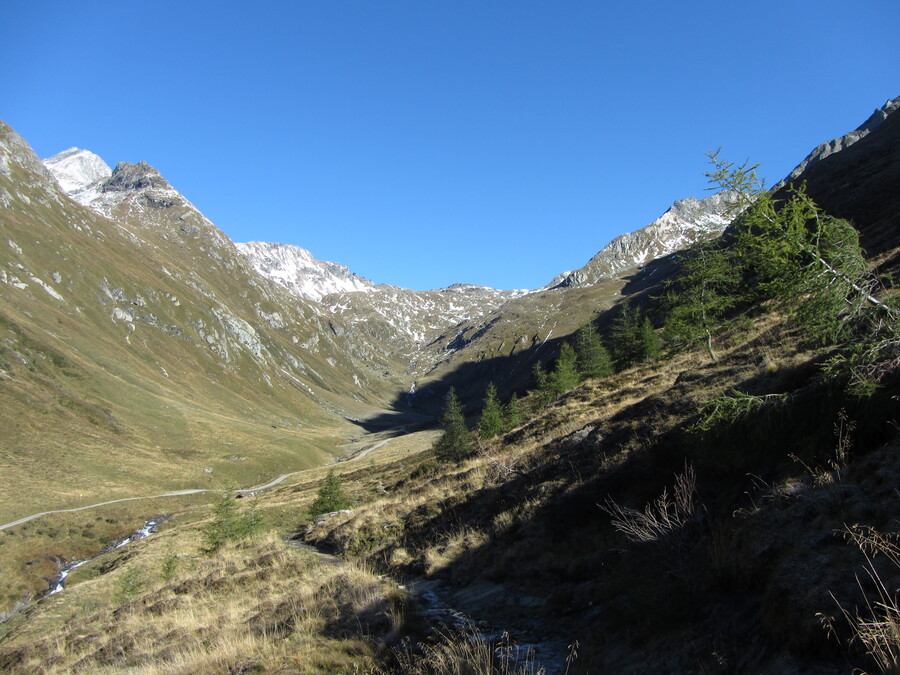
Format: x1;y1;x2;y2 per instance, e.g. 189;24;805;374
0;436;396;532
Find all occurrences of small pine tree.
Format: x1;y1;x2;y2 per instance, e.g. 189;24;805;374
549;343;580;396
638;316;661;363
116;566;143;603
160;548;179;582
308;469;351;517
478;382;504;440
609;303;639;368
574;322;614;379
433;387;474;463
503;393;524;431
530;362;554;410
203;487;263;553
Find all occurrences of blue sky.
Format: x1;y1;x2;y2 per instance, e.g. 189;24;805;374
3;1;898;290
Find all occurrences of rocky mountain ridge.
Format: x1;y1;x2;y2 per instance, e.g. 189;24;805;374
776;96;899;190
232;185;747;386
235;240;377;303
548;190;743;288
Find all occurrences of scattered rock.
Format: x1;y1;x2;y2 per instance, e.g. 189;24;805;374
313;510;352;526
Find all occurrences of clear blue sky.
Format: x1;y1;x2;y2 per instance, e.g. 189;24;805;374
3;1;898;290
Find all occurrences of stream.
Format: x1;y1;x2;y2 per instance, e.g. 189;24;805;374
408;578;570;674
45;517;166;596
286;537;568;672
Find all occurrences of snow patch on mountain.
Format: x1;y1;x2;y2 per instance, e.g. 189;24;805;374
43;148;112;202
325;284;529;355
236;241;376;303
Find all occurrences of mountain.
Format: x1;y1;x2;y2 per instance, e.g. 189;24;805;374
238;189;745;408
0;125;411;523
774;96;900;262
235;241;377;302
233;187;747;414
548;190;743;288
41;147;111;199
236;241;531;376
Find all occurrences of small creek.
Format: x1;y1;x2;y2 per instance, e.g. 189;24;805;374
286;538;568;673
408;578;570;674
45;517;167;596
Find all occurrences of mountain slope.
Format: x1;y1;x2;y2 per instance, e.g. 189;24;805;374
401;192;743;410
0;124;410;523
407;99;900;410
774;96;900;262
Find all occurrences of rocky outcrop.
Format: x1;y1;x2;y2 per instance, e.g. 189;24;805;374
101;162;171;192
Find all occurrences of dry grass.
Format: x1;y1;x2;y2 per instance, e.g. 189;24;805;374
391;626;551;674
600;463;698;543
823;526;900;673
0;531;404;674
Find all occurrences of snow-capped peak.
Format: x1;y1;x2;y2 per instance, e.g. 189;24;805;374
43;147;112;197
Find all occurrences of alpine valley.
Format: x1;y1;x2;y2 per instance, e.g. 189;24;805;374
0;96;898;674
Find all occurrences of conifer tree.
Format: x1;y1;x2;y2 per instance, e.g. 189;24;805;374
638;315;662;363
706;150;894;345
308;469;350;517
610;304;660;368
433;387;473;462
531;362;554;409
203;486;263;553
549;342;580;396
478;382;504;439
574;322;614;379
503;392;524;432
663;243;741;360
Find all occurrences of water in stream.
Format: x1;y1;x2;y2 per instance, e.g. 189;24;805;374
46;517;166;596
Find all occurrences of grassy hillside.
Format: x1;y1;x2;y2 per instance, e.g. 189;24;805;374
3;298;898;672
1;102;898;672
0;121;415;526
